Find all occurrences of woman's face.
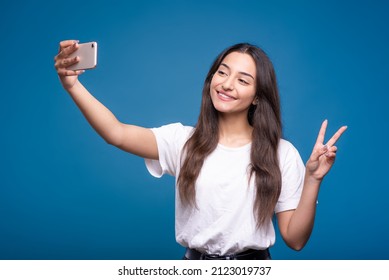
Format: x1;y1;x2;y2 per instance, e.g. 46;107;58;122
210;51;257;117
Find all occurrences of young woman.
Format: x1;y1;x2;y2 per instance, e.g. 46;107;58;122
54;40;347;260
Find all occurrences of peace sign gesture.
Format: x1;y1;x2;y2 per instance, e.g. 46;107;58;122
306;120;348;181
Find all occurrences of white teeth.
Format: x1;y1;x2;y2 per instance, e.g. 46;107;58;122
218;92;234;99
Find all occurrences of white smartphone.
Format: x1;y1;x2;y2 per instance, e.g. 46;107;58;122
67;42;98;70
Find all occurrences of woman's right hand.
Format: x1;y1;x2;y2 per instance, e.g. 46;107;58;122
54;40;84;90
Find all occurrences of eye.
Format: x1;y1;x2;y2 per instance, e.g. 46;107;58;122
217;70;227;76
239;78;249;85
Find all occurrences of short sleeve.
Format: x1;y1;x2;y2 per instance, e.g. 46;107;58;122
145;123;193;178
274;140;305;213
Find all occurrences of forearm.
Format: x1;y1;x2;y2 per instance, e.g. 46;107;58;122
284;175;322;250
66;80;123;145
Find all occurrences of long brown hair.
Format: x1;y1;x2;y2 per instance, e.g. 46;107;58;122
177;43;282;227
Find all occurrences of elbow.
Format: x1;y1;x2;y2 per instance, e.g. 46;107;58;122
282;227;312;251
105;137;119;147
104;134;123;147
290;243;305;251
103;125;124;147
286;239;308;251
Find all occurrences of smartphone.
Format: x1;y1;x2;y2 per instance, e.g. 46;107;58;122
67;42;98;71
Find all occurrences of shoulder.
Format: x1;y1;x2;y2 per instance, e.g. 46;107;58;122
278;139;298;154
151;122;194;138
278;139;304;167
150;122;194;148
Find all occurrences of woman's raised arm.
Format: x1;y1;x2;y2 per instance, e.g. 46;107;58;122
54;40;158;160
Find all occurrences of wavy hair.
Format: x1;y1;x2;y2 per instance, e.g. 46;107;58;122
177;43;282;227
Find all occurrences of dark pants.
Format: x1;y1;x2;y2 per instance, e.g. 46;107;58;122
183;248;271;260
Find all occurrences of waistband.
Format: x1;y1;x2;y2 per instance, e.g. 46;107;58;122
184;248;271;260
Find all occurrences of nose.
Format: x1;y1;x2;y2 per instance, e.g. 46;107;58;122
222;76;234;91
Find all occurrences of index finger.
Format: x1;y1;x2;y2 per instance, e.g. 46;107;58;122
57;40;79;59
59;40;79;50
326;125;348;147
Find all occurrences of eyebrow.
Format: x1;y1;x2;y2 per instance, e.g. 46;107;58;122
220;63;255;80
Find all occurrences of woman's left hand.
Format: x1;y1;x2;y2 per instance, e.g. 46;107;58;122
306;120;347;181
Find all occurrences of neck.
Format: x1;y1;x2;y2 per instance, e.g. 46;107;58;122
218;113;253;147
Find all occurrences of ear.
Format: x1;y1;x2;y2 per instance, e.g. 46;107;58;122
252;97;259;105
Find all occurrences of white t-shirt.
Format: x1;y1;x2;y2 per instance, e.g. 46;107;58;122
145;123;305;255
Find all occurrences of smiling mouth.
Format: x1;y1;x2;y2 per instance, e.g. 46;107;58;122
217;91;237;101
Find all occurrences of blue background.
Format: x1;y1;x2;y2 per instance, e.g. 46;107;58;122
1;0;388;260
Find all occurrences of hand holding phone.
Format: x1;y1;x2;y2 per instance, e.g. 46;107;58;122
67;42;98;71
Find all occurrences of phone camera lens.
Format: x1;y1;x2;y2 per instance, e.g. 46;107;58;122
91;43;94;48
